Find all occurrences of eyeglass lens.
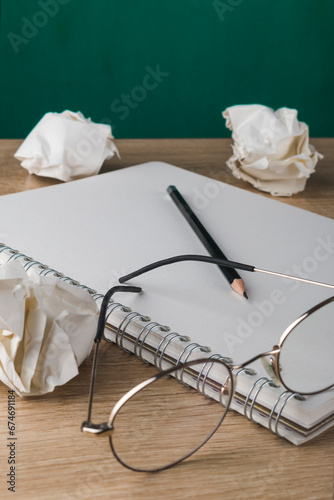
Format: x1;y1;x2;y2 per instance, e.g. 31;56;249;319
278;300;334;394
109;360;233;472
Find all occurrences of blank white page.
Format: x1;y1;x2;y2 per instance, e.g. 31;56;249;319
1;162;334;372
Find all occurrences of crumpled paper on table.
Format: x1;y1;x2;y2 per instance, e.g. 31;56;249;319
0;261;99;396
223;105;323;196
14;110;119;182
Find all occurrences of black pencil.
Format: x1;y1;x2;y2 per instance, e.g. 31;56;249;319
167;185;248;299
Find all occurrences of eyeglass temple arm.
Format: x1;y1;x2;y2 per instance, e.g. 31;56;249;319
94;285;142;342
119;255;254;281
85;285;142;426
118;254;334;290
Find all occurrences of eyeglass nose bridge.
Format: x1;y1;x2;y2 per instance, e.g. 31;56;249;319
81;421;114;437
260;348;281;387
232;347;281;386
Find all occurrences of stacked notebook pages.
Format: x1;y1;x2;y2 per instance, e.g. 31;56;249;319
0;161;333;444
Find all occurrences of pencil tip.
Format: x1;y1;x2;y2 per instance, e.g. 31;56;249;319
231;279;248;298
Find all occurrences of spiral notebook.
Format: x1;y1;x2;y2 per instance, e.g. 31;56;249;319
1;161;334;444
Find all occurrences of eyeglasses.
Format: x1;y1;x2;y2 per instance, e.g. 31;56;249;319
82;254;334;472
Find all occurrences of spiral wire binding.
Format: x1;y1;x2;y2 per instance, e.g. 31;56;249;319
228;368;278;424
195;355;233;404
1;243;305;438
115;311;151;351
24;260;47;272
174;343;211;384
0;244;199;370
238;367;305;434
153;332;190;371
91;293;105;301
103;303;132;343
39;268;64;278
196;354;233;397
268;391;304;436
244;377;271;419
233;367;257;377
0;246;18;255
247;380;277;422
134;322;170;362
7;252;32;262
0;243;97;294
274;393;305;436
268;390;289;432
0;245;247;392
106;302;132;320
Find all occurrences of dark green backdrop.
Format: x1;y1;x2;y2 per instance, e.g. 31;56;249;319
1;0;334;138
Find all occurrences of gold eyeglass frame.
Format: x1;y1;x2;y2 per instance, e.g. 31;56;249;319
82;255;334;472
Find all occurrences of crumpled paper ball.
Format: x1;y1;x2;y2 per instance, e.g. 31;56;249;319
0;261;99;396
14;110;119;182
223;104;323;196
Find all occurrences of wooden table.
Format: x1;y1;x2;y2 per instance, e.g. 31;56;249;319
0;139;333;500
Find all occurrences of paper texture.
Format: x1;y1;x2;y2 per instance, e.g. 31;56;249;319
14;110;119;182
223;105;323;196
0;261;98;396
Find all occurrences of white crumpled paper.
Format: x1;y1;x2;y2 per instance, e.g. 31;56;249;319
223;105;323;196
14;110;119;182
0;261;99;396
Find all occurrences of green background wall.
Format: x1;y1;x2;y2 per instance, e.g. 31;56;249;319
1;0;334;139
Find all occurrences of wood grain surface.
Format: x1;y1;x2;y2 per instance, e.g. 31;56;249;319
0;139;333;500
